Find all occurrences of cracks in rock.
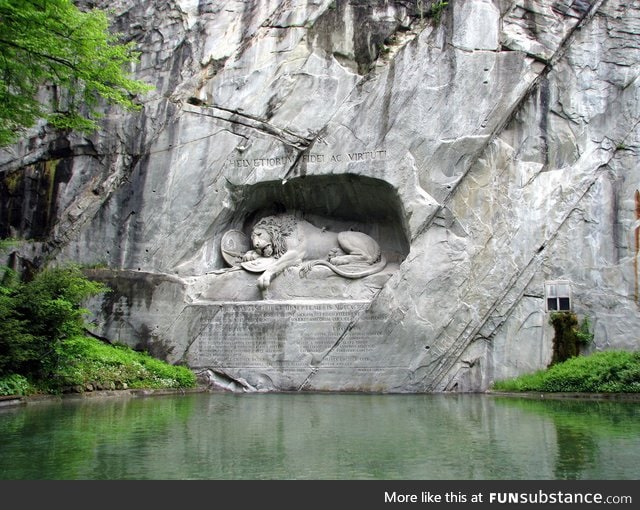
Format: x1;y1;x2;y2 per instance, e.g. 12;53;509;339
259;0;325;32
145;127;241;157
296;314;359;391
412;0;609;247
262;24;309;30
546;0;608;68
550;101;583;127
297;293;386;391
178;306;220;365
5;145;141;268
185;103;313;150
374;24;424;72
417;1;619;390
175;3;424;184
427;154;621;391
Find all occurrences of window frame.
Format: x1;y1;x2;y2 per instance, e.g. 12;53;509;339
545;280;572;312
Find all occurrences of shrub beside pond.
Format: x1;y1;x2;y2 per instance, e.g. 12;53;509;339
0;264;196;396
492;350;640;393
0;335;197;396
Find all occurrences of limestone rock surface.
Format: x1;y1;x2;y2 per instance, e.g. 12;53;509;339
2;0;640;392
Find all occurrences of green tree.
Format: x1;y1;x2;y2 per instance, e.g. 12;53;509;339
0;264;108;378
0;0;152;146
0;271;35;376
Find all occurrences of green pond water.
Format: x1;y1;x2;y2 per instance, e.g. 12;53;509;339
0;392;638;480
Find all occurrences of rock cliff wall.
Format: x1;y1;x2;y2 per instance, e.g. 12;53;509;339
1;0;639;392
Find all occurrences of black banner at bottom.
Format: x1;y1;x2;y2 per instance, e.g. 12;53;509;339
2;479;638;509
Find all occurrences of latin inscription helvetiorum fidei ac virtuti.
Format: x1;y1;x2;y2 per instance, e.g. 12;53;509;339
225;149;388;169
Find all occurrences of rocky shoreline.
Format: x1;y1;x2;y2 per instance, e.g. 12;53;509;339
3;389;640;411
0;386;211;409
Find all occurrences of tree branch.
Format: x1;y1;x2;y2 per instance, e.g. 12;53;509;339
0;38;78;72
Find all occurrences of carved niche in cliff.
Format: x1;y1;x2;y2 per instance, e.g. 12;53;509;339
213;174;408;301
222;212;388;290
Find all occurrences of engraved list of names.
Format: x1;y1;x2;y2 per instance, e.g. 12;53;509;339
191;300;383;369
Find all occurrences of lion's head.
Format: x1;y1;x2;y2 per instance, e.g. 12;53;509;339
251;214;296;259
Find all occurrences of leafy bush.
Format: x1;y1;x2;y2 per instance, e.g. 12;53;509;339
416;1;449;24
1;263;197;395
492;351;640;393
52;336;196;392
549;311;593;365
0;264;108;378
0;279;35;376
430;1;449;24
0;374;35;396
575;315;594;345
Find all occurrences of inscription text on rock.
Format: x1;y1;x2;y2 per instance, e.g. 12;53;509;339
192;301;384;369
226;149;388;169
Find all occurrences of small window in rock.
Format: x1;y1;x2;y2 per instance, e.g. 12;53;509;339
545;281;572;312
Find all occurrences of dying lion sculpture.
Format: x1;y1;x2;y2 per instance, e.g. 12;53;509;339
240;214;387;290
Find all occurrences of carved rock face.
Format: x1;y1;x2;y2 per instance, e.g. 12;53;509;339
3;0;640;392
226;213;389;291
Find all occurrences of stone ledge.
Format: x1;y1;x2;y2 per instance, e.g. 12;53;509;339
0;387;210;408
0;395;26;408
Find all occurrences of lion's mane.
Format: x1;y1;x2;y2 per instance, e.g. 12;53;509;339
252;214;297;258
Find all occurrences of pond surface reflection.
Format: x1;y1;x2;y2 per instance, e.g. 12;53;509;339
1;393;638;479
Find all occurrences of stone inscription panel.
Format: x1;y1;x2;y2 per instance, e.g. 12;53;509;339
190;301;385;369
225;149;388;169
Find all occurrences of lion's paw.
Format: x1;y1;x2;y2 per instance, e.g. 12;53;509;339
242;250;260;262
329;255;351;266
257;271;273;290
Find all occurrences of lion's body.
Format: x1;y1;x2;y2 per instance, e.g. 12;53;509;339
242;214;386;290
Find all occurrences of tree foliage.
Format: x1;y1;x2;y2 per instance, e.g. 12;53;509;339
0;0;152;146
0;263;197;395
0;264;108;378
